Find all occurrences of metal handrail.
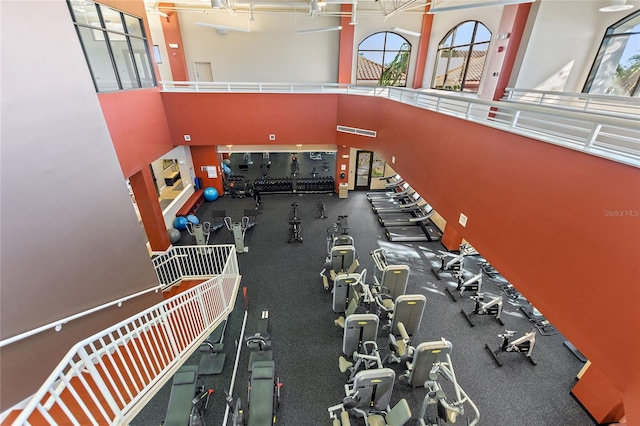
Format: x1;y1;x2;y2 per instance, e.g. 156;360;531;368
503;87;640;119
11;245;240;425
160;82;640;168
0;285;162;349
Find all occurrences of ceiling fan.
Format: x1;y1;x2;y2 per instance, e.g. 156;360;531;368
195;22;251;34
295;25;342;34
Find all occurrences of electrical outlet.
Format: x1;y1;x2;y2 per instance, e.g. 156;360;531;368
269;134;276;141
459;213;468;227
184;134;191;142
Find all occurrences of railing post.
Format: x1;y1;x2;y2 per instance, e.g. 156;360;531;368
511;110;521;128
584;124;602;151
77;347;122;421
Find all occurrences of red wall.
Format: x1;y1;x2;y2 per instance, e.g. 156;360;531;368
336;95;640;422
99;89;175;178
191;146;225;195
160;93;338;146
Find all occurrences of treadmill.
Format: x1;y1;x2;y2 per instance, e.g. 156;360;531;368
367;181;410;202
385;216;443;242
373;196;423;214
378;204;432;227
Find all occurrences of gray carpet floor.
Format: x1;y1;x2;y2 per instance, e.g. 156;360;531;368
133;191;594;426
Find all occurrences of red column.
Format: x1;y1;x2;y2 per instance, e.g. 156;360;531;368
441;224;463;251
338;4;355;84
483;3;531;100
411;6;434;89
571;363;626;424
159;2;189;81
129;168;171;251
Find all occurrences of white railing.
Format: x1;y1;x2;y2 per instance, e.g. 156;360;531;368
502;87;640;119
160;82;640;168
153;244;236;288
11;246;240;426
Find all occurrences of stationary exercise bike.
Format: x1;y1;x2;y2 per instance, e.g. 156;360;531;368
486;328;537;366
446;272;482;302
461;293;504;326
288;202;303;243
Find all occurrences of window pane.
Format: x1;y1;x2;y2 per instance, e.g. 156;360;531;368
453;21;475;46
123;14;143;37
380;50;409;86
69;1;98;26
611;14;640;35
475;24;491;43
590;33;640;96
385;33;408;50
462;43;489;92
441;31;454;48
130;37;155;87
432;50;451;88
109;39;138;89
100;6;125;35
357;52;384;82
77;25;119;92
359;32;386;50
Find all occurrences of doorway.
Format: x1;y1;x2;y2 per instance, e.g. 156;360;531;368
194;62;213;82
355;150;373;190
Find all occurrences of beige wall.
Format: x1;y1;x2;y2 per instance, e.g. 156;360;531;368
0;1;163;410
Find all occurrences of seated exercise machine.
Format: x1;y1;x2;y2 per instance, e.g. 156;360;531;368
329;398;411;426
446;272;482;302
162;364;214;426
321;244;359;291
370;249;410;303
334;291;361;329
186;221;212;246
384;296;426;363
338;340;383;383
333;270;367;314
224;212;256;253
415;340;480;426
461;293;505;327
287;202;303;243
228;310;282;426
485;328;537;366
342;313;379;357
329;368;399;423
198;320;228;375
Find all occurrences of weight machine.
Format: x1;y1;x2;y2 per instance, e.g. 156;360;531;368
413;339;480;426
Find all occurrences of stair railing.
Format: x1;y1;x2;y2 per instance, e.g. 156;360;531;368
12;245;240;425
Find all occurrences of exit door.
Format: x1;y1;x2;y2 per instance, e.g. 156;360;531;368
355;151;373;190
194;62;213;82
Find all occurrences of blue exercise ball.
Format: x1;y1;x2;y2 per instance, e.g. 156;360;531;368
186;214;199;225
173;216;189;231
204;187;219;202
167;228;181;244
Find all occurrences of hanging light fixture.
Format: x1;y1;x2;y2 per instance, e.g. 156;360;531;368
599;0;634;12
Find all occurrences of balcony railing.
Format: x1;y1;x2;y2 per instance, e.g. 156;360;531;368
9;245;240;425
160;82;640;168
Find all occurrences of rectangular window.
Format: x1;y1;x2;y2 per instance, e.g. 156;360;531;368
67;1;156;93
153;45;162;64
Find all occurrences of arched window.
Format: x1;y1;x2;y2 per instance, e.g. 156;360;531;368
431;21;491;93
357;32;411;87
584;10;640;97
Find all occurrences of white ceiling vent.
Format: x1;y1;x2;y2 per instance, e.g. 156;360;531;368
336;125;377;138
